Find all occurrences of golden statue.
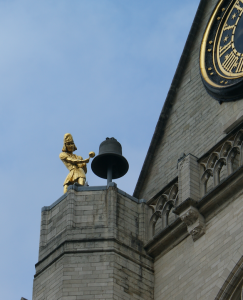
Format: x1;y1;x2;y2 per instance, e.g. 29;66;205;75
59;133;95;193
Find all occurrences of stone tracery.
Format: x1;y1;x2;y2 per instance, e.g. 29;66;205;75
200;128;243;196
148;182;178;240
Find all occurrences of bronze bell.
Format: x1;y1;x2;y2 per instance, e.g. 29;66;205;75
91;137;129;185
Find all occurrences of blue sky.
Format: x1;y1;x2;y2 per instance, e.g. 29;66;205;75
0;0;200;298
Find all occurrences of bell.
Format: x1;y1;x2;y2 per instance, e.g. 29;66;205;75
91;137;129;185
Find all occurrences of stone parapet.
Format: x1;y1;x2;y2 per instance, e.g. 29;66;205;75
144;157;243;258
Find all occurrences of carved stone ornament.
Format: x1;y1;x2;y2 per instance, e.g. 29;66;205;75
180;208;198;226
179;206;205;242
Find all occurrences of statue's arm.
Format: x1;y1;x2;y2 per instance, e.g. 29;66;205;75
59;153;89;166
59;153;82;165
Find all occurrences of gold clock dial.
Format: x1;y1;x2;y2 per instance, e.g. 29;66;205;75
200;0;243;101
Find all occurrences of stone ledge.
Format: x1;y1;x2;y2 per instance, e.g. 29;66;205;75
173;197;197;215
144;218;188;258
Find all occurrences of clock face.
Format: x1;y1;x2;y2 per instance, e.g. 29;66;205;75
200;0;243;101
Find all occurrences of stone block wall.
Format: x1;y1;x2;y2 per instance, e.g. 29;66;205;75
33;185;154;300
153;188;243;300
38;188;108;261
143;127;243;299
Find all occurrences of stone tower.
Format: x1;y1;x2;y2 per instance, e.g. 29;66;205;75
32;183;154;299
33;0;243;298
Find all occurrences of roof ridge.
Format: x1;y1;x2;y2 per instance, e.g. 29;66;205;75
133;0;208;198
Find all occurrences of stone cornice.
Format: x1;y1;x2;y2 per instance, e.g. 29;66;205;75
144;218;188;258
173;197;198;215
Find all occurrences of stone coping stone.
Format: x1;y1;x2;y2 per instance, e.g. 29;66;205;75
41;183;146;212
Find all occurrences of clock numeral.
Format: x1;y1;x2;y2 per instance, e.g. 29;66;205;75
235;4;243;13
236;57;243;72
222;51;238;72
219;41;232;57
223;23;235;31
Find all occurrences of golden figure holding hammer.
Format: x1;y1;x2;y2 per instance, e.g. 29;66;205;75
59;133;95;193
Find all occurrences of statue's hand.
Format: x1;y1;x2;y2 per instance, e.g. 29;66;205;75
81;158;90;163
